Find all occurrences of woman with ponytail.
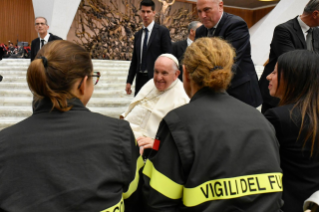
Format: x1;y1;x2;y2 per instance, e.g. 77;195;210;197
0;40;141;212
143;37;282;211
264;50;319;212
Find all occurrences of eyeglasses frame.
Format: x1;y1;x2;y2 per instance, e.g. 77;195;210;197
77;71;100;89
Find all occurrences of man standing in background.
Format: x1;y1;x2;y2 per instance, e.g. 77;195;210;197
172;21;202;80
31;17;62;61
125;0;172;96
195;0;262;107
259;0;319;113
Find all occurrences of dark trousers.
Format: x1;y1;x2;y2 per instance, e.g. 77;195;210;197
135;73;150;96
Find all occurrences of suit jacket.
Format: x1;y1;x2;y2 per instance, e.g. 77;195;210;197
126;23;172;94
0;98;142;212
30;33;62;61
259;17;319;112
195;12;262;107
264;104;319;212
172;39;187;80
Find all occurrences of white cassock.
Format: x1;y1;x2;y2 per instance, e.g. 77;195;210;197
123;78;189;139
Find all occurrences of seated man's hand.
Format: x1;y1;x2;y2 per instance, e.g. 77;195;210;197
137;136;154;155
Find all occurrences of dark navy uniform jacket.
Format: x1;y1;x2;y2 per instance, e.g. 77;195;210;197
143;87;283;212
0;98;143;212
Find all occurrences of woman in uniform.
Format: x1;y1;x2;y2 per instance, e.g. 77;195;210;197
264;50;319;212
142;37;283;212
0;40;143;212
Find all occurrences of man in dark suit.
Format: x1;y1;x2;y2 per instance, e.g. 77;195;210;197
259;0;319;113
31;17;62;61
172;21;202;81
125;0;172;96
195;0;262;107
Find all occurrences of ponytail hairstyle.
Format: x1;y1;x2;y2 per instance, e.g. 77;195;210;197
182;37;235;91
27;40;92;112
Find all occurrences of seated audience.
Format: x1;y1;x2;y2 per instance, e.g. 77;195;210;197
0;40;141;211
122;54;189;155
143;37;283;211
264;50;319;212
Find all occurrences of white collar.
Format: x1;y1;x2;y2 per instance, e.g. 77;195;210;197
298;16;310;34
187;37;193;46
143;21;155;32
39;33;50;42
214;12;223;29
206;12;223;32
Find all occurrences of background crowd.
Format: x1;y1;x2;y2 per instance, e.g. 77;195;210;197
0;42;31;59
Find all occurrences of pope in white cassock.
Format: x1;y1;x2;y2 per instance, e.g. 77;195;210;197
122;54;189;155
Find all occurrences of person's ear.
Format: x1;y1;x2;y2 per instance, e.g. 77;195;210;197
78;76;88;95
183;65;190;82
313;10;319;19
175;69;181;78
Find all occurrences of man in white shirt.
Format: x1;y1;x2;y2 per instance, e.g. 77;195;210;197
30;17;62;61
122;54;189;155
259;0;319;114
125;0;172;96
172;21;202;80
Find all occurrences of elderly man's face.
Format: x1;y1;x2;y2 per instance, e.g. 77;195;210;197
153;57;180;92
35;18;49;35
197;0;223;29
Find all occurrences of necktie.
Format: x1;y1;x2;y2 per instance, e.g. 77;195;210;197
41;40;45;49
306;28;313;51
207;28;215;37
141;28;149;72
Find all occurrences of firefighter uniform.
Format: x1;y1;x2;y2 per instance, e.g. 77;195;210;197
143;88;283;212
0;98;144;212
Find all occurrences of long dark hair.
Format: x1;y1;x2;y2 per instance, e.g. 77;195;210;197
277;50;319;156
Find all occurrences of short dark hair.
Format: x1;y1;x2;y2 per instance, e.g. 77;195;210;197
140;0;155;11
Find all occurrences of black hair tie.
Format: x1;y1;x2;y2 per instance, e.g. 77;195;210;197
211;66;223;72
40;56;48;68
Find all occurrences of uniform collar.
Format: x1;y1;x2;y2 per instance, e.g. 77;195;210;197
190;87;227;102
33;97;89;114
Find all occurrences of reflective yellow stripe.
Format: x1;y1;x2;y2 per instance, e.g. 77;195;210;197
143;159;183;199
123;156;144;199
100;196;124;212
183;173;283;207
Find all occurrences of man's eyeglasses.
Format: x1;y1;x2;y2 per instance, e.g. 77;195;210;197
78;72;101;89
35;23;47;26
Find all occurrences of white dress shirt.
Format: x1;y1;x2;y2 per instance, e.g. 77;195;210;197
39;33;51;49
187;37;193;47
297;16;310;41
207;12;224;36
140;21;155;64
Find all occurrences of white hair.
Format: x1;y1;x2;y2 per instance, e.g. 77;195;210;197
157;53;179;71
